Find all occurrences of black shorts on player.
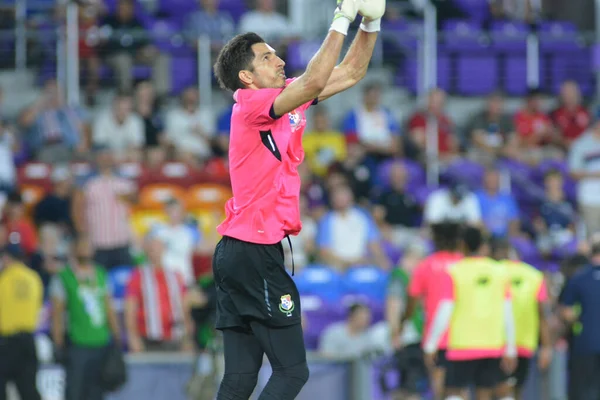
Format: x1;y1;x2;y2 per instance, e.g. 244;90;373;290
397;344;429;394
436;349;448;368
503;356;531;388
445;358;504;389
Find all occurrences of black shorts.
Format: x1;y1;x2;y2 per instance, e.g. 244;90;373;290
503;356;531;388
213;236;301;330
445;358;504;389
397;344;429;393
436;349;448;368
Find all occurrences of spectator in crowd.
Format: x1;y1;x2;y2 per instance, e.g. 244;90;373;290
284;195;317;270
30;224;68;296
3;191;38;258
50;236;121;400
134;81;165;167
535;170;577;256
238;0;295;46
303;107;347;178
0;120;16;194
33;165;74;232
551;80;590;149
329;143;374;205
559;234;600;400
78;1;104;106
569;113;600;235
298;162;328;219
407;88;458;163
72;145;136;270
424;182;482;227
125;234;194;353
319;303;376;359
465;91;515;163
0;237;43;400
342;82;401;163
513;88;555;163
19;79;89;163
165;86;216;165
184;0;235;57
101;0;171;95
476;167;520;238
93;90;145;162
214;101;233;156
489;0;542;22
373;161;422;248
316;184;390;271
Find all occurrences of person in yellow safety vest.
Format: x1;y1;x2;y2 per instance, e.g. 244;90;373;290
490;238;553;400
423;227;517;400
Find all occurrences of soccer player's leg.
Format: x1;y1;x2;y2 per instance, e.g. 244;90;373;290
250;321;309;400
474;358;507;400
431;350;448;400
444;359;475;400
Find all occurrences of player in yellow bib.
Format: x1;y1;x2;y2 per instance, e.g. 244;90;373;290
423;227;517;400
490;238;553;400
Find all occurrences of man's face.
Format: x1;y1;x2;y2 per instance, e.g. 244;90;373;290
560;82;580;108
242;43;286;89
487;95;503;116
117;1;134;21
114;97;133;120
350;307;372;331
183;88;199;109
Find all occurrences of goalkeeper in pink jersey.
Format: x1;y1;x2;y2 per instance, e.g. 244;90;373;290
211;0;384;398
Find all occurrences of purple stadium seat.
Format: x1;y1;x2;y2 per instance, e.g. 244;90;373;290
504;55;529;96
301;295;347;349
171;54;197;94
375;158;426;191
490;21;529;51
382;20;421;51
510;237;542;267
342;266;389;303
218;0;248;23
412;185;436;206
294;264;344;302
442;19;484;51
382;241;403;265
452;0;490;22
403;53;451;93
158;0;196;24
456;55;498;95
442;158;485;189
539;21;579;52
145;19;188;54
287;40;322;72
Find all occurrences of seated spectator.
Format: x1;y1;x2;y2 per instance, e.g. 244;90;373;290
476;167;520;238
316;184;390;271
151;198;203;287
33;165;74;232
214;101;233;156
303;107;347;178
19;79;89;163
513;88;556;163
30;224;68;296
93;90;144;162
568;115;600;236
284;195;317;271
319;303;377;359
372;162;422;248
134;81;166;167
489;0;541;23
165;86;215;165
238;0;296;48
3;192;38;258
465;92;515;163
298;162;328;220
101;0;171;95
407;88;458;163
78;1;104;105
0;120;15;194
125;234;194;353
328;143;374;205
342;83;401;163
184;0;235;56
423;182;482;227
535;170;576;256
551;80;590;149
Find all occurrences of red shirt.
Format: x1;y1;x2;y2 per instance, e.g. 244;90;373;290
550;105;590;142
407;112;454;154
5;219;38;256
217;78;316;244
514;109;552;146
126;267;186;341
408;251;463;349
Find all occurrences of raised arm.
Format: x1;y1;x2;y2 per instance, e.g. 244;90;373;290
272;1;360;117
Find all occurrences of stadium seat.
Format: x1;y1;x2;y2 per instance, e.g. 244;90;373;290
118;162;146;181
19;184;46;212
341;266;390;304
186;183;232;210
190;208;224;236
70;161;93;182
294;264;344;303
300;294;347;350
138;183;187;209
130;208;168;238
442;158;485;189
108;265;135;311
17;162;52;191
139;162;202;188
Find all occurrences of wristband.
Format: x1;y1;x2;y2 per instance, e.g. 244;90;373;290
360;17;381;33
330;16;351;35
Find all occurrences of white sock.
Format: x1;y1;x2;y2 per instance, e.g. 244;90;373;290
445;396;464;400
196;353;213;376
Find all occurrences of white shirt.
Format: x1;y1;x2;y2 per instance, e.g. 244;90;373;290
355;106;396;147
0;130;15;186
319;322;375;359
284;217;316;269
424;188;482;224
238;11;293;42
92;111;144;157
319;208;378;262
568;131;600;206
152;222;197;286
165;107;215;158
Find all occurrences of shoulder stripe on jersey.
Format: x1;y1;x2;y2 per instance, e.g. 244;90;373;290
260;130;282;161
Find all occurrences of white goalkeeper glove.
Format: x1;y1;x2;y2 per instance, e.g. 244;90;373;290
358;0;385;32
330;0;359;36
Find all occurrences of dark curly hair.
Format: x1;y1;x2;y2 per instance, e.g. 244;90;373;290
213;32;265;92
431;221;461;251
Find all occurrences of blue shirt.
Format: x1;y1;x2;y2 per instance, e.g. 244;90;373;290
540;200;575;230
560;265;600;354
476;190;519;237
217;107;233;136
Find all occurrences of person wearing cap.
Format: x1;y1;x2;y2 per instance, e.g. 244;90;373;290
423;182;483;228
559;234;600;400
0;236;44;400
33;165;74;232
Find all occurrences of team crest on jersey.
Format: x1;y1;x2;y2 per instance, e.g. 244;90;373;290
288;110;301;131
279;294;295;316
